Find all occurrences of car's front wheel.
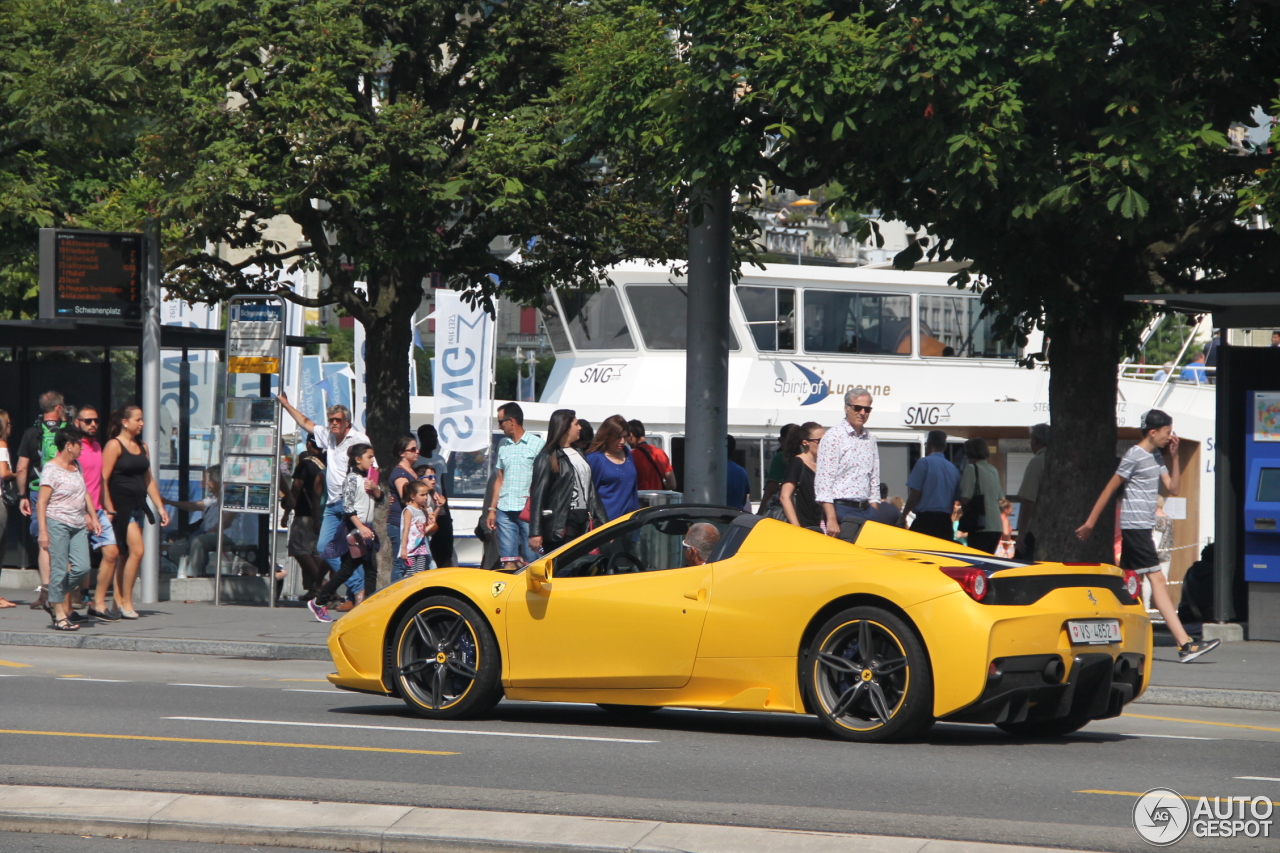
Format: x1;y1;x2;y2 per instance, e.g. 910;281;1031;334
804;606;934;742
392;595;503;720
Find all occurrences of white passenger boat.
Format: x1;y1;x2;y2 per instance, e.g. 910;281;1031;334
412;261;1215;578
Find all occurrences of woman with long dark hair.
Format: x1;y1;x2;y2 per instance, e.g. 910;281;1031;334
780;421;826;530
101;406;168;619
528;409;606;555
308;443;382;621
386;433;419;583
586;414;638;522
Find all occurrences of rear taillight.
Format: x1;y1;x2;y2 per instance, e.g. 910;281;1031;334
1122;570;1140;600
940;566;988;601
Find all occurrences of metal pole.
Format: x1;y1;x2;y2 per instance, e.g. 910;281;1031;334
1213;327;1235;623
684;184;731;505
140;219;161;605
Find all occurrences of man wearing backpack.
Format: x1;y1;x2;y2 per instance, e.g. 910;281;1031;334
626;420;675;491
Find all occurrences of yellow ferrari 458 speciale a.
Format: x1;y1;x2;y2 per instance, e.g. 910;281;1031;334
325;504;1152;742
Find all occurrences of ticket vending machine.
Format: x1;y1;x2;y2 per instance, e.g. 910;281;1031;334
1245;392;1280;639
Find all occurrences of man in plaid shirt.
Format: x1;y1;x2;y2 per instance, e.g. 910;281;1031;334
485;402;544;568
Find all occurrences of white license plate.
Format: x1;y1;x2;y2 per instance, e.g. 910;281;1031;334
1068;619;1122;645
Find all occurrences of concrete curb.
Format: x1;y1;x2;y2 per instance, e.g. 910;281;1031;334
1136;685;1280;712
0;784;1100;853
0;631;329;661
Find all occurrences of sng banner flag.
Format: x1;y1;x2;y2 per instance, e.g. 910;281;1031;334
434;289;493;454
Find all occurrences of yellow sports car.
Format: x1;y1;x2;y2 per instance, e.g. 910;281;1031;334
326;505;1152;742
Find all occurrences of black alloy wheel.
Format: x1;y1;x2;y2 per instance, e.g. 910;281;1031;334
805;606;934;742
392;595;503;720
996;715;1092;738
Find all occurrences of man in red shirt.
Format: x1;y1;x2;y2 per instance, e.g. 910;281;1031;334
626;420;675;491
73;405;121;621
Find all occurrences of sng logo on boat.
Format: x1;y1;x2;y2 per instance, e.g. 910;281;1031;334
772;363;891;406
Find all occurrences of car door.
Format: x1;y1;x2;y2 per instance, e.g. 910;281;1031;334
504;513;719;688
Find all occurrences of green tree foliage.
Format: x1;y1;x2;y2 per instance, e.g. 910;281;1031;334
141;0;683;461
0;0;150;318
568;0;1280;558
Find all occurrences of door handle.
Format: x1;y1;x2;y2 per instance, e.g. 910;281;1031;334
683;589;706;602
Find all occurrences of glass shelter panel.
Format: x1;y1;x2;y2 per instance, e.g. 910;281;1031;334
624;285;739;351
556;288;635;351
803;291;911;355
737;286;796;352
919;295;1018;359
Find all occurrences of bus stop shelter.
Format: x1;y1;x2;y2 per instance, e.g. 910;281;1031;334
0;317;318;598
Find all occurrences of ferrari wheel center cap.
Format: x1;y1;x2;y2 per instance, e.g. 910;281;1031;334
436;652;447;664
861;669;873;682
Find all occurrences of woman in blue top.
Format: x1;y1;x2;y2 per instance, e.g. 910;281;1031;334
586;415;639;521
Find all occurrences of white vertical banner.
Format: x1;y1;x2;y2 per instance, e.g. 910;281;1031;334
434;289;493;454
352;281;368;432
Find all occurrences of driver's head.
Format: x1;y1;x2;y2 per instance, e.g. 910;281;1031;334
683;523;720;565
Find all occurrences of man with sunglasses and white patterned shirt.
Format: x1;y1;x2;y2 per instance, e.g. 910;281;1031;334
815;388;882;535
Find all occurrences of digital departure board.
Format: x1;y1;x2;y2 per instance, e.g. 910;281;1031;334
38;229;144;321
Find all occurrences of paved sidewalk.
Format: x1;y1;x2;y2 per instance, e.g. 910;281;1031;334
0;590;331;661
1;585;1278;709
0;784;1101;853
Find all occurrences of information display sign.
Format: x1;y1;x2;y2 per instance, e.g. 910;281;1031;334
38;229;144;320
215;295;287;608
227;302;284;374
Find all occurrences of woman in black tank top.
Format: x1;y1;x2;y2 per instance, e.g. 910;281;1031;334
100;405;168;619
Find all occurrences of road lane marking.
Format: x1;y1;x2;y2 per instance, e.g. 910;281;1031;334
282;689;341;694
60;677;128;683
1121;733;1218;740
275;679;329;682
0;660;31;668
1077;790;1280;805
1123;712;1280;734
1237;776;1280;783
168;683;240;689
167;716;658;744
0;729;456;756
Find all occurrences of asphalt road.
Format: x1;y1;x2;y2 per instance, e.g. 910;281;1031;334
1;647;1278;853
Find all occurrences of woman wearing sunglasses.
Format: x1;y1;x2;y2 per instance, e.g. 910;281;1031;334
387;435;420;583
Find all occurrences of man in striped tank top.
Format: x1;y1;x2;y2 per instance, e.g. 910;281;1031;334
1076;409;1219;663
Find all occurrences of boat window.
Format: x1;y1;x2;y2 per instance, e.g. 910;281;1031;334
919;295;1018;359
539;295;572;354
556;288;635;350
625;284;740;351
803;291;912;355
737;286;796;352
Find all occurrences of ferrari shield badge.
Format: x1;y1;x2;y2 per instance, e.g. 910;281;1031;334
491;581;507;597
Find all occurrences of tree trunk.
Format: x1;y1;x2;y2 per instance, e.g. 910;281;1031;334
360;274;419;590
1036;304;1123;562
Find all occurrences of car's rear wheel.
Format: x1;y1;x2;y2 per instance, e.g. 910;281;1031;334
805;606;933;743
392;595;502;720
996;715;1091;738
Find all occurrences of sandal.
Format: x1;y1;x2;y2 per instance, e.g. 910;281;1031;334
0;598;17;609
51;618;79;632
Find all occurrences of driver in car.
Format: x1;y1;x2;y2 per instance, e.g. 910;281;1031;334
682;523;720;566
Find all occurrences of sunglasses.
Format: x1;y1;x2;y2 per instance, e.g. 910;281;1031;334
420;474;437;480
847;405;873;414
406;447;419;453
79;418;99;424
328;417;348;423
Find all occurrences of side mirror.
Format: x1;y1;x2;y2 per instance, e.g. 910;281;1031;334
527;560;551;590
